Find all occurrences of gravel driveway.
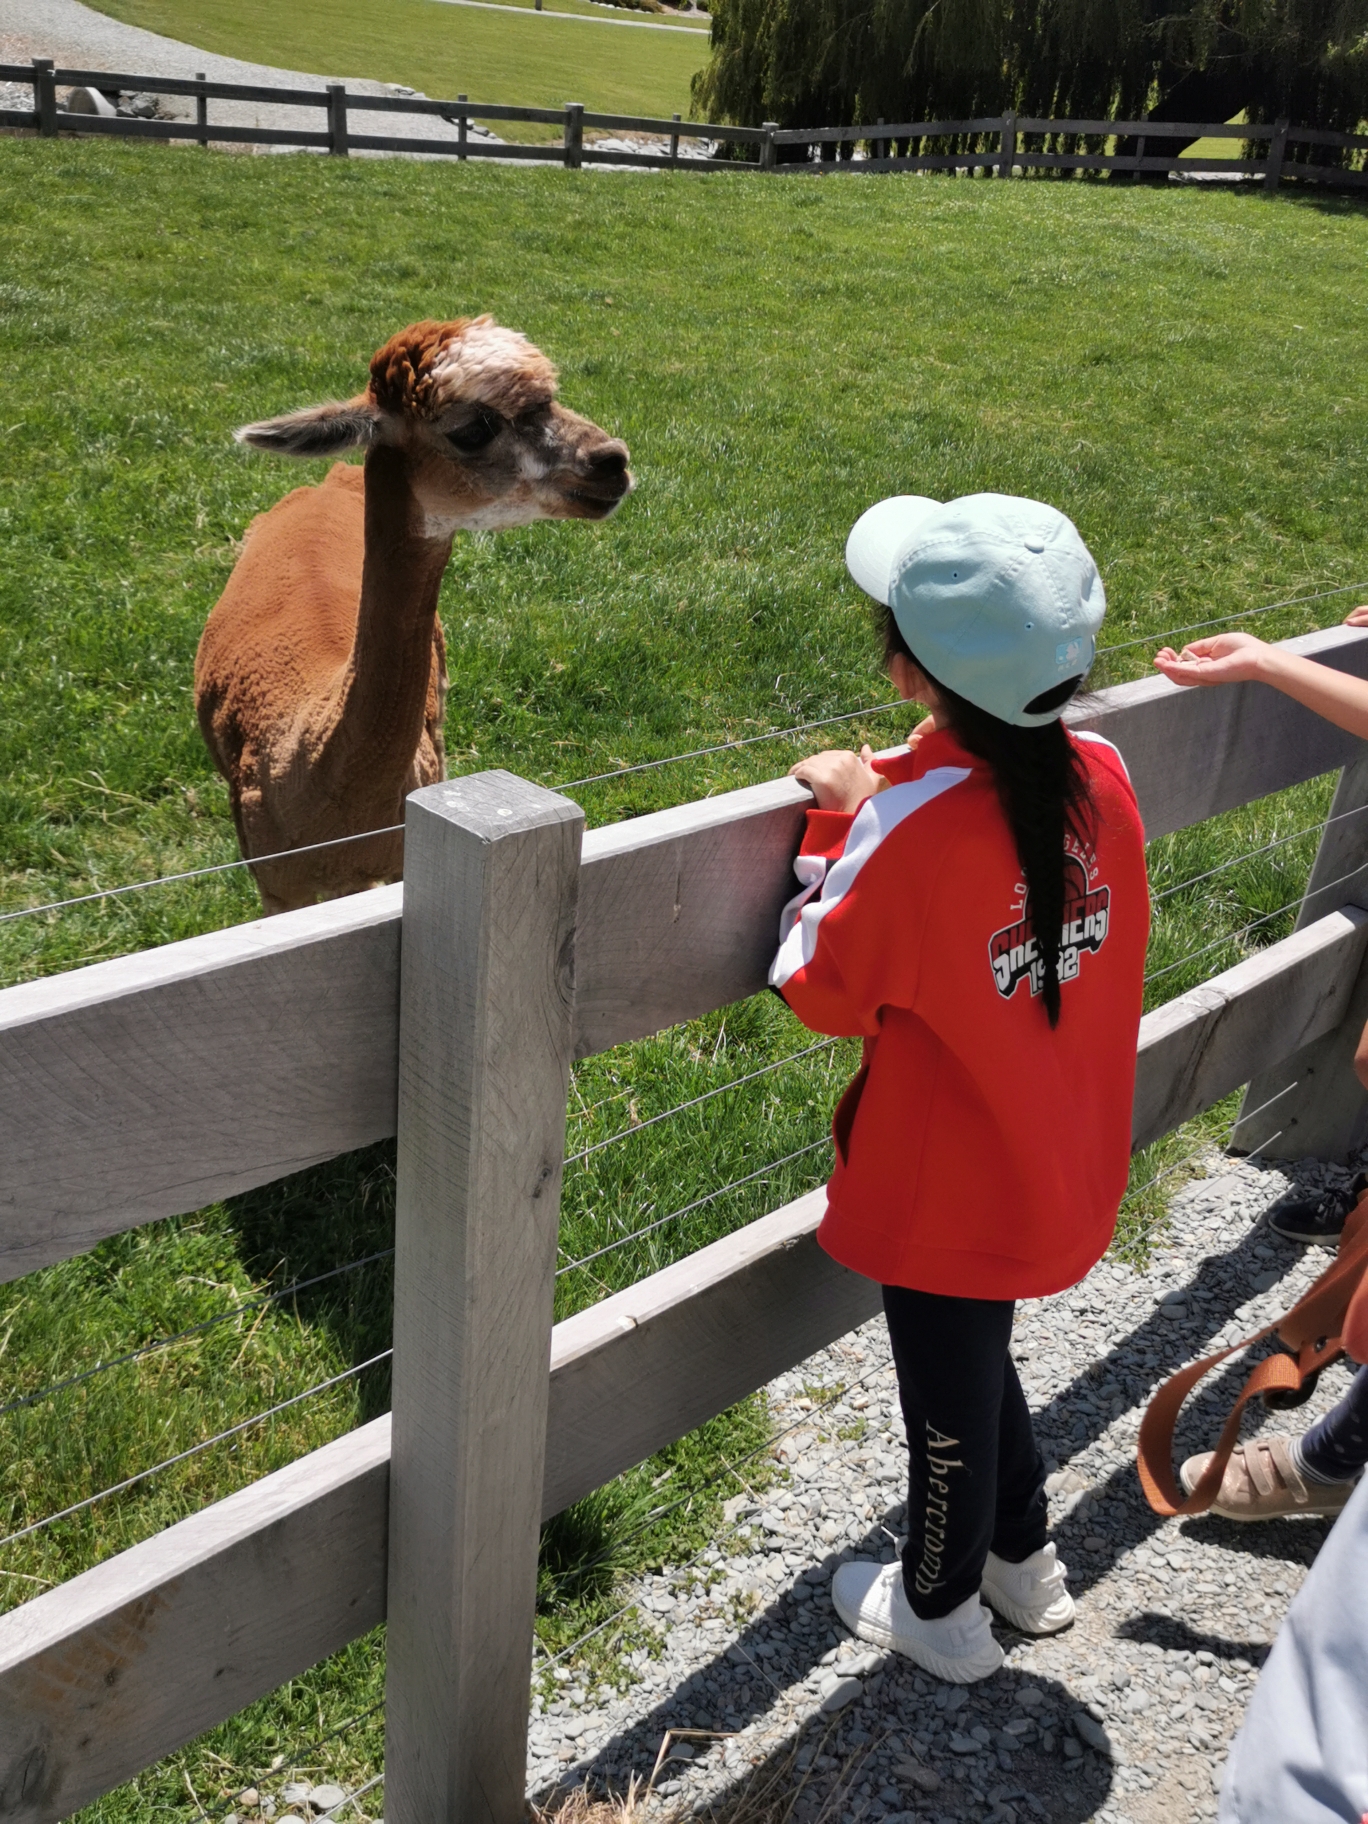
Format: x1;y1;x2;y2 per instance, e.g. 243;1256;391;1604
0;0;477;149
530;1154;1362;1824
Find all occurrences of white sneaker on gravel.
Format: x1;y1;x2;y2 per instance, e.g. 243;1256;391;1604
981;1542;1075;1635
830;1561;1004;1683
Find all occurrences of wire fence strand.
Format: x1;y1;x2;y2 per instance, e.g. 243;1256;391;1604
0;823;407;929
1150;800;1368;905
0;1350;392;1552
556;1138;832;1279
0;1250;394;1422
1092;579;1368;661
1144;853;1368;988
550;702;906;791
564;1041;839;1168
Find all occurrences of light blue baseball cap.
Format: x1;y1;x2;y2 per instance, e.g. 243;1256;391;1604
845;492;1105;726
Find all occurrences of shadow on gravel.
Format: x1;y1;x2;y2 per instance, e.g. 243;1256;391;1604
542;1525;1115;1823
541;1166;1351;1820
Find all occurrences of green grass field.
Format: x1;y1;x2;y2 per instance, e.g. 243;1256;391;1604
83;0;709;137
3;141;1368;1817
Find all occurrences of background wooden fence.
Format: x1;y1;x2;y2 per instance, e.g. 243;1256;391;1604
6;625;1368;1819
4;58;1368;187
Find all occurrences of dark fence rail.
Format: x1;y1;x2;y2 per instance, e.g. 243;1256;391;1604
4;58;1368;186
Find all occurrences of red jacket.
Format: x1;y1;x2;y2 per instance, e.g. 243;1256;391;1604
770;725;1148;1299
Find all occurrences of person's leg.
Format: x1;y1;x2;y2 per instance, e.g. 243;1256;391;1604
881;1284;1016;1619
1218;1473;1368;1824
1295;1363;1368;1485
989;1351;1049;1564
1182;1367;1368;1521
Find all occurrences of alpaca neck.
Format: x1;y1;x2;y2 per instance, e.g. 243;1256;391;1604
329;444;453;798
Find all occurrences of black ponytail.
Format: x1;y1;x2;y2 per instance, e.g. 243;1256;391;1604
883;608;1094;1028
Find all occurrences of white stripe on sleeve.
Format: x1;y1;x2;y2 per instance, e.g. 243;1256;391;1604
1073;728;1132;783
768;767;972;991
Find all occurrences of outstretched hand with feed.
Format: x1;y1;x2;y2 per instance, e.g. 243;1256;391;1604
1152;630;1272;688
790;744;886;814
1152;607;1368;744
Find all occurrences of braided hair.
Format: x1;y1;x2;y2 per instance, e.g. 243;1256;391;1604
883;607;1095;1028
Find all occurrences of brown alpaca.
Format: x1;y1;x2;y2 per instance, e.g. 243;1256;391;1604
195;317;631;913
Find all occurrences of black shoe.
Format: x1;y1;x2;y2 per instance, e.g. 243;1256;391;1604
1266;1171;1368;1246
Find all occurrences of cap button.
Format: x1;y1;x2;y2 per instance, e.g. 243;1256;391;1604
1024;536;1045;553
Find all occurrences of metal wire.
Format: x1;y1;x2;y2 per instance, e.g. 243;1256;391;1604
210;1706;385;1823
316;1773;384;1819
556;1138;831;1278
1093;579;1368;661
0;1350;391;1551
551;702;906;791
1116;1081;1298;1254
0;824;406;928
1150;801;1368;904
1144;854;1368;987
0;1250;393;1422
536;1352;894;1644
564;1041;839;1168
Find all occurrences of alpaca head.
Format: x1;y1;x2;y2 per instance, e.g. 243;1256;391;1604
234;316;632;535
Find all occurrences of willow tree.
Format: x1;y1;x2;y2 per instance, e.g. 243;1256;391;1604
693;0;1368;141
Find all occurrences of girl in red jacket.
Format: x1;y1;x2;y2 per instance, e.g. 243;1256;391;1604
772;493;1149;1683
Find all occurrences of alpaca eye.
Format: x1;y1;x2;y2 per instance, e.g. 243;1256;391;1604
446;411;502;453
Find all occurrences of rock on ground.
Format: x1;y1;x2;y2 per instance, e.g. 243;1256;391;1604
530;1152;1363;1823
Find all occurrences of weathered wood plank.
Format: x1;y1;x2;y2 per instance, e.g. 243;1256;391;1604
0;886;402;1284
542;1187;874;1514
4;905;1361;1819
384;773;582;1824
1234;754;1368;1161
1133;906;1368;1153
0;1416;389;1824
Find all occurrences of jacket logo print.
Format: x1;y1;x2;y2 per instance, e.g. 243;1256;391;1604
989;854;1111;1001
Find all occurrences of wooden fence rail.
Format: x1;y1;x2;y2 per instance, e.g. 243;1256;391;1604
3;60;1368;187
6;627;1368;1817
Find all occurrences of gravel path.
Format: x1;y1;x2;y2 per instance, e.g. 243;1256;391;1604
0;0;483;148
530;1152;1364;1823
0;0;713;158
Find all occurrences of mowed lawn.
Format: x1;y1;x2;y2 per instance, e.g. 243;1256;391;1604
3;141;1368;1817
83;0;709;130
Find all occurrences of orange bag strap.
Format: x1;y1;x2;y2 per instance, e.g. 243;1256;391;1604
1136;1195;1368;1518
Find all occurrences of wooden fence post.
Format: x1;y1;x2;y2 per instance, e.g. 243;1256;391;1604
457;92;469;160
195;71;208;148
33;59;57;137
1265;117;1289;193
1232;750;1368;1161
670;110;680;165
384;770;583;1824
760;120;777;169
564;101;584;169
326;82;349;156
998;110;1016;176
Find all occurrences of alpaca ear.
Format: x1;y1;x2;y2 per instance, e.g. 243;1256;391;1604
235;398;381;457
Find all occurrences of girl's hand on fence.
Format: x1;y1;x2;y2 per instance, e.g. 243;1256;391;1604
790;745;885;813
1153;632;1271;688
1345;606;1368;628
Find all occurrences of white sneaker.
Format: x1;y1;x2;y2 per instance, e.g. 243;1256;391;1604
830;1560;1004;1684
981;1542;1075;1635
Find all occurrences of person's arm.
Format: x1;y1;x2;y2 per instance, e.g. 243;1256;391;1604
1153;623;1368;744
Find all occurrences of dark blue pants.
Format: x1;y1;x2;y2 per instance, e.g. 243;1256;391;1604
882;1286;1048;1619
1301;1363;1368;1483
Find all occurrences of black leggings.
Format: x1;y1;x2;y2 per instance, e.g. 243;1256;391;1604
882;1285;1048;1619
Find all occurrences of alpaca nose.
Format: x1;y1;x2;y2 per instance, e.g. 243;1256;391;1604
588;441;630;483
